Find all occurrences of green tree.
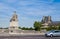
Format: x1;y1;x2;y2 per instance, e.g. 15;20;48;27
46;26;57;31
29;27;34;30
58;24;60;30
34;21;42;31
22;27;26;30
18;27;21;29
58;26;60;30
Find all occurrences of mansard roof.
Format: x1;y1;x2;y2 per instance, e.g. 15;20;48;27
10;11;18;22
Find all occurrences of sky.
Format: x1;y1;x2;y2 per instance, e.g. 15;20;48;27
0;0;60;28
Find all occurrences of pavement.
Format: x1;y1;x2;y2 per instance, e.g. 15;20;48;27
0;35;60;39
0;33;60;39
0;33;45;36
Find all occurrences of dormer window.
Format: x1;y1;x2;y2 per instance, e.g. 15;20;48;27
13;19;15;21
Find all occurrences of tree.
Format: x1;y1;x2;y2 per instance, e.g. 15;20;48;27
58;26;60;30
21;27;34;30
29;27;34;30
34;21;42;31
58;24;60;30
22;27;26;30
46;26;57;31
18;27;21;29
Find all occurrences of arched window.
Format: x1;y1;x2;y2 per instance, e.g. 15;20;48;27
11;30;13;32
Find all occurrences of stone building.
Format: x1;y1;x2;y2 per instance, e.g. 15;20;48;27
41;16;52;28
41;16;52;24
9;11;19;34
41;16;60;28
0;12;60;35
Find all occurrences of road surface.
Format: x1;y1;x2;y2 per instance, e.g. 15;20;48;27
0;35;60;39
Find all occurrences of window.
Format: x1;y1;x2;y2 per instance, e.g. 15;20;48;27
54;31;60;33
13;19;15;21
11;30;13;32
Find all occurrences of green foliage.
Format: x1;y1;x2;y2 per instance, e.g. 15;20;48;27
46;26;57;31
22;27;26;30
46;23;60;31
0;27;8;29
34;21;42;31
29;27;34;30
21;27;34;30
4;28;8;29
18;27;21;29
58;24;60;30
19;26;34;30
58;26;60;30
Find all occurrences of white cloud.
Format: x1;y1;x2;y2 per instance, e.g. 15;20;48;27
1;0;17;3
17;0;56;17
19;16;40;27
0;0;60;28
0;3;17;17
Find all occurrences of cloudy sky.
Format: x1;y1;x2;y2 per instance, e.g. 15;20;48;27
0;0;60;28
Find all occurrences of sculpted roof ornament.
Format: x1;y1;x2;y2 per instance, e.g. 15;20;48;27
10;11;18;22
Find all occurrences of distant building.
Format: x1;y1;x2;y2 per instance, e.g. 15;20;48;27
41;16;52;28
41;16;60;28
9;11;19;34
41;16;52;24
0;11;46;35
0;12;60;34
9;11;18;29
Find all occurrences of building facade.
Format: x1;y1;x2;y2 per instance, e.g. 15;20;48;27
41;16;60;29
9;11;19;34
41;16;52;28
